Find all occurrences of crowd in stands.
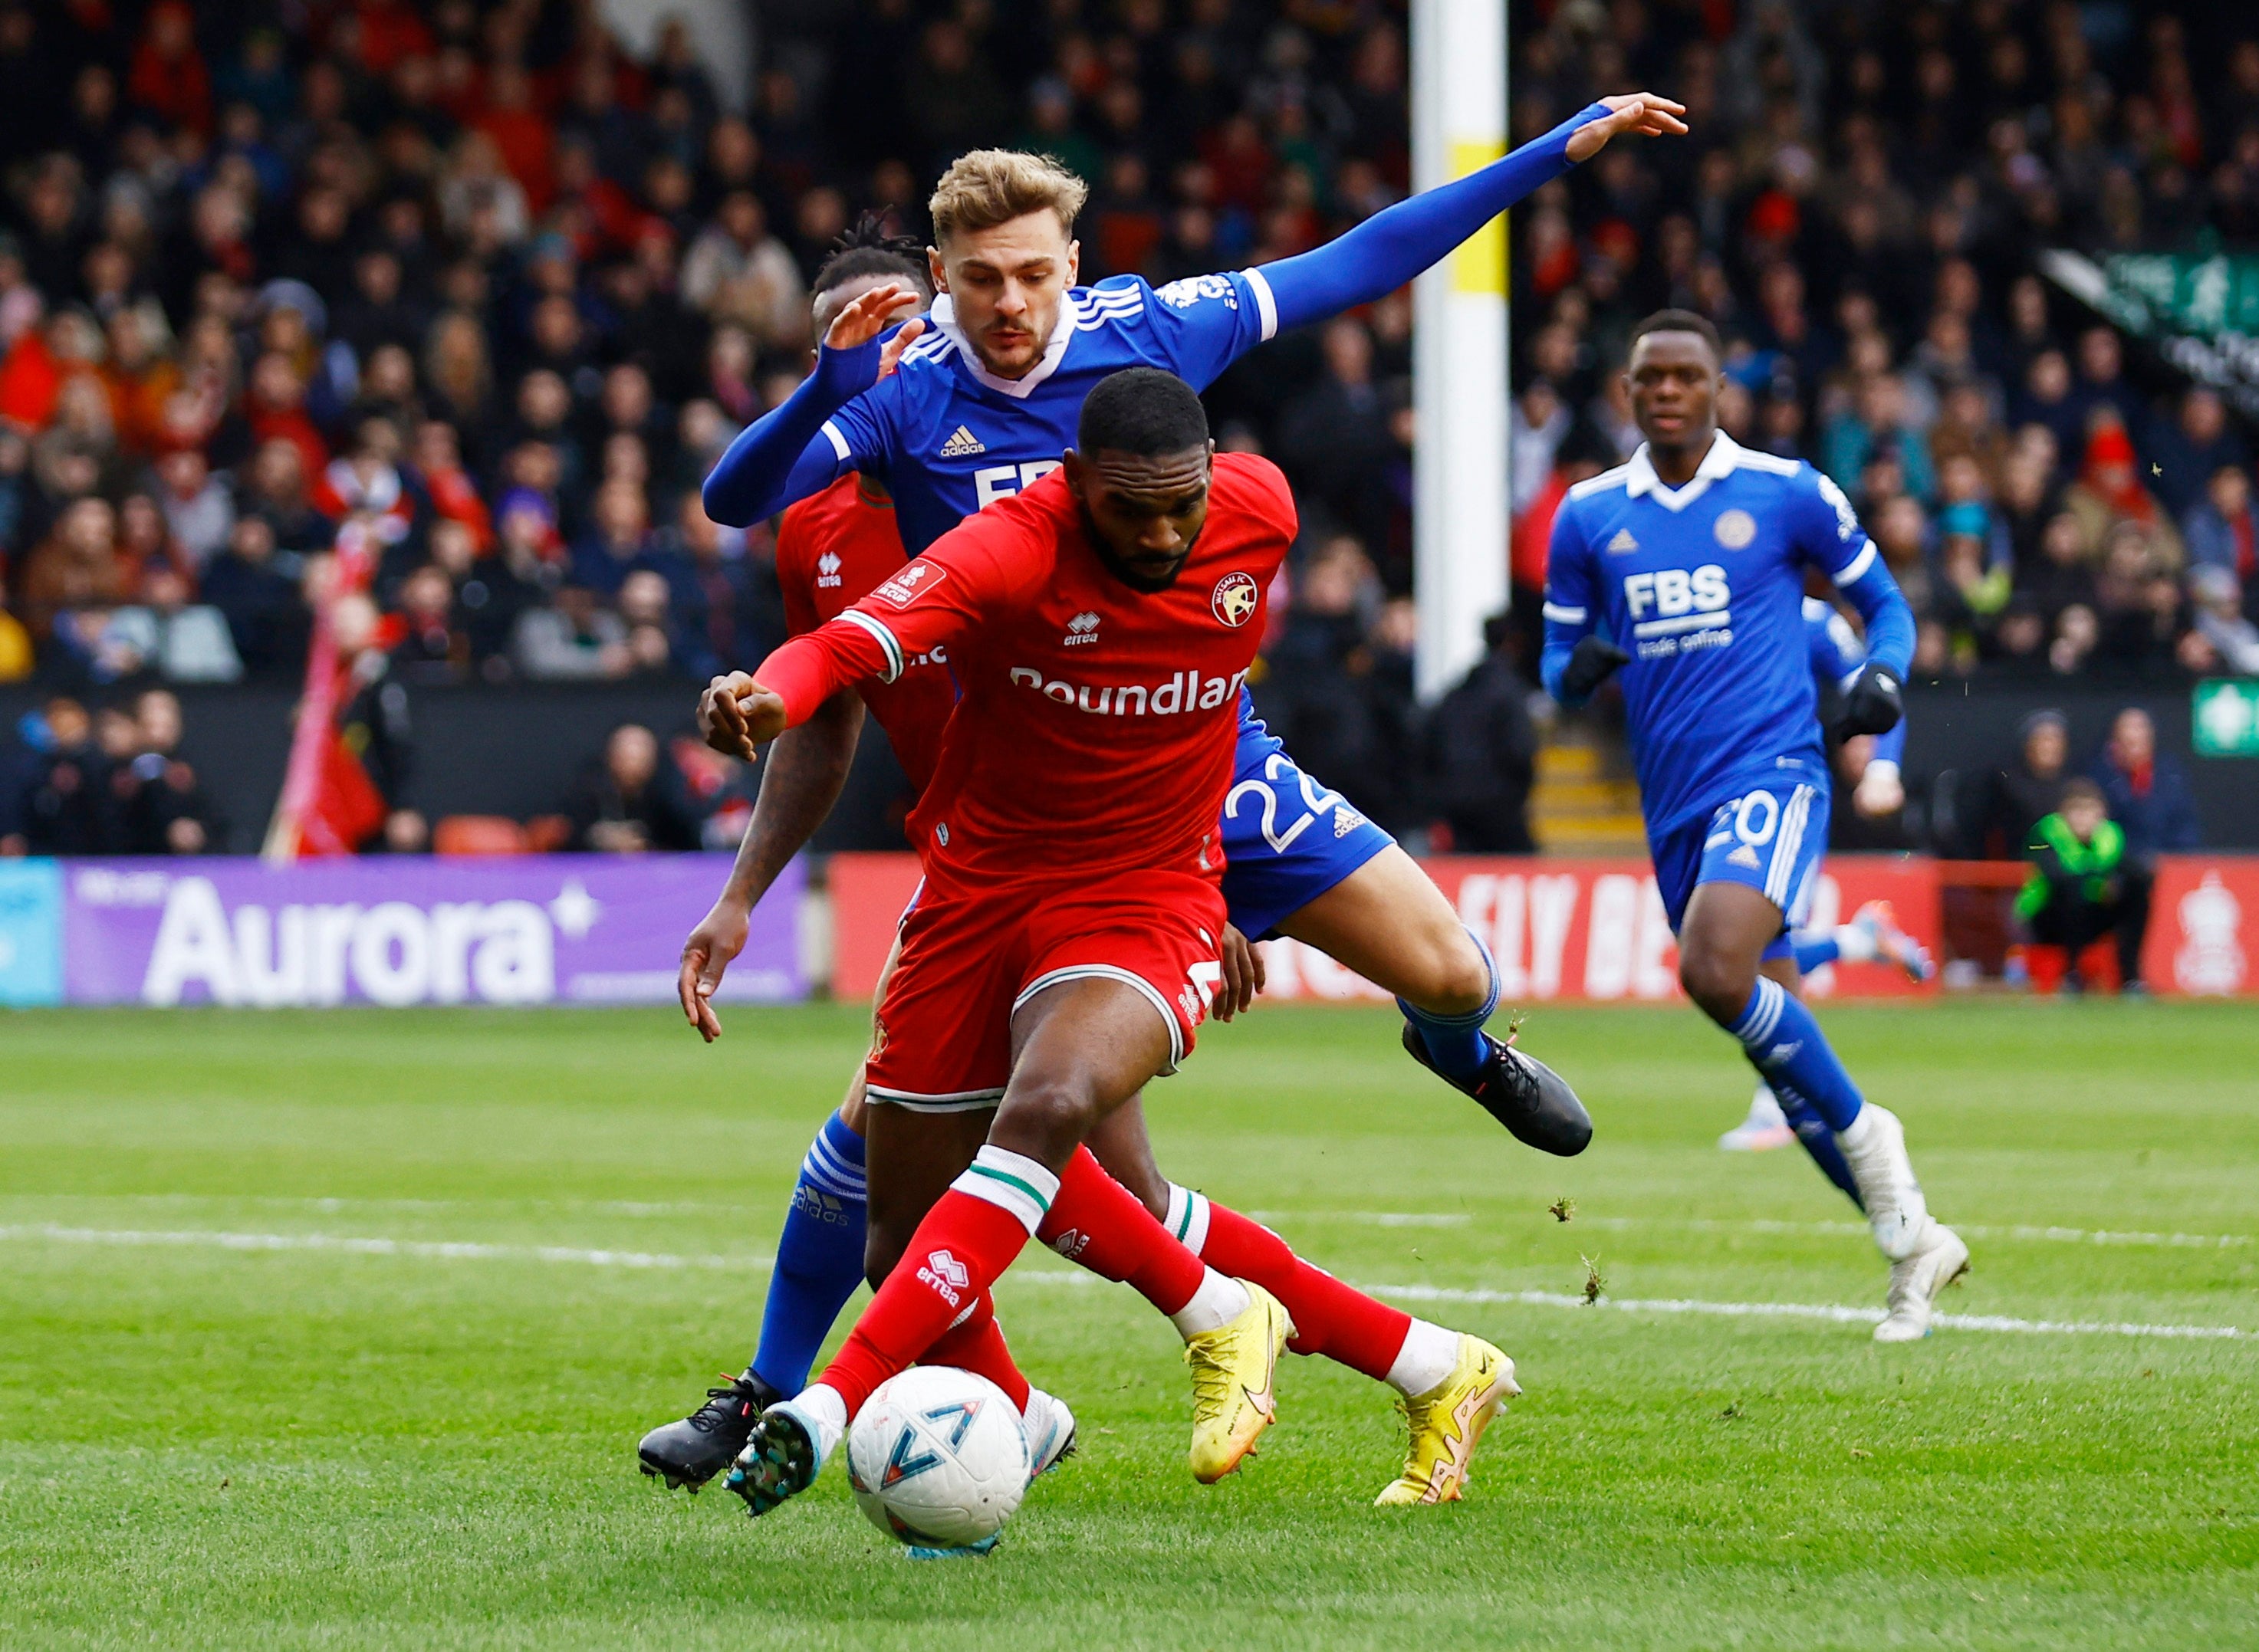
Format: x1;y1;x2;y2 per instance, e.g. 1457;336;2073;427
0;1;2255;862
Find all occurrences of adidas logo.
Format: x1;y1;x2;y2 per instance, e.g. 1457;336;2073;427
816;550;842;588
1063;610;1100;645
1727;844;1762;869
1606;528;1639;554
938;425;987;458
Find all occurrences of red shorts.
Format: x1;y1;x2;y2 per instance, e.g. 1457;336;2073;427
863;869;1225;1112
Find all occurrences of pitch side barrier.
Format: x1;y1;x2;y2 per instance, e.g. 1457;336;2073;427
0;854;804;1008
827;852;2259;1003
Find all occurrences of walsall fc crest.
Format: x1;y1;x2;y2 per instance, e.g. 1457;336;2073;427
1212;572;1259;627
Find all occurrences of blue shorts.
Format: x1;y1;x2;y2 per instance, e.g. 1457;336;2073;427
1649;774;1830;963
1217;696;1396;940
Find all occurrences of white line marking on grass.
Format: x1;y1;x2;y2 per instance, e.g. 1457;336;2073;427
19;1198;2244;1252
1564;1217;2253;1250
5;1224;2247;1342
1243;1210;1471;1228
0;1225;774;1273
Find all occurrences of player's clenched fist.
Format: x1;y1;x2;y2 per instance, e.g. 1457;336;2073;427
1558;636;1631;703
699;672;789;760
1836;662;1904;737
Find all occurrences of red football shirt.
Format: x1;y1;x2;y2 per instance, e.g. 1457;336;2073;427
774;474;956;792
758;452;1295;890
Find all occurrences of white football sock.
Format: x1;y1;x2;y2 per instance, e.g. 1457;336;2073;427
1383;1319;1461;1398
1168;1267;1251;1338
795;1381;849;1437
1163;1182;1212;1254
1834;921;1880;964
1744;1081;1787;1130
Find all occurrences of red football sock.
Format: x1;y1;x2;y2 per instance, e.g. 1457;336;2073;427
922;1291;1031;1412
1036;1146;1206;1315
1199;1201;1411;1382
817;1189;1031;1417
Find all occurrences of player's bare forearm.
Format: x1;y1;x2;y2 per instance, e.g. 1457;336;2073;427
722;688;865;909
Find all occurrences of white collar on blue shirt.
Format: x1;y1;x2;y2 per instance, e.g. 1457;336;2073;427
926;289;1081;400
1624;429;1747;513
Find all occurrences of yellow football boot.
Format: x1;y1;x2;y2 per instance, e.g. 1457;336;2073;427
1182;1281;1292;1483
1373;1334;1519;1506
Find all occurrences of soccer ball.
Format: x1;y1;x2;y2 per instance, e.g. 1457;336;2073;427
846;1366;1030;1551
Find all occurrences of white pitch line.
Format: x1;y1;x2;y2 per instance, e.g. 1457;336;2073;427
0;1224;774;1273
4;1223;2247;1343
14;1198;2247;1253
1244;1210;1471;1228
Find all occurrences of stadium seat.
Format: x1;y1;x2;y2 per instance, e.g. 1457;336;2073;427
2019;940;2123;995
523;815;575;853
433;816;528;857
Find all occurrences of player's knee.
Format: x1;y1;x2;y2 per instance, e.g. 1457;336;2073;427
1398;921;1491;1017
1678;942;1754;1023
995;1075;1103;1160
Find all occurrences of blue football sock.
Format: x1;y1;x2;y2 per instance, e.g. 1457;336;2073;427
749;1109;868;1395
1789;931;1841;974
1727;977;1866;1133
1399;929;1502;1081
1774;1092;1864;1207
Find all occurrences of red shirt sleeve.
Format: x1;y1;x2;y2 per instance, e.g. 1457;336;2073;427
774;498;818;639
754;475;1057;728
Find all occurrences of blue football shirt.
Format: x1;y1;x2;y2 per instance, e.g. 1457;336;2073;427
1545;433;1884;834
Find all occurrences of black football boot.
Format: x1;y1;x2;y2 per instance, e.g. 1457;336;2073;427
1401;1023;1593;1156
637;1369;781;1491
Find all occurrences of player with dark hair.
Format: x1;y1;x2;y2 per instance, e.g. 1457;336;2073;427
1543;310;1970;1341
716;369;1515;1526
645;235;1531;1510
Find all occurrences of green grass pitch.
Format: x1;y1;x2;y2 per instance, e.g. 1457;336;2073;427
2;1000;2254;1649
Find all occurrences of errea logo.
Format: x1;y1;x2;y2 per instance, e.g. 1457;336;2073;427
1064;610;1101;645
816;551;843;588
917;1247;969;1306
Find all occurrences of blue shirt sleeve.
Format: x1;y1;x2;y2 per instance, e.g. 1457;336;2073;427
1254;101;1611;338
1539;499;1601;702
699;338;884;527
1120;274;1274;392
1790;463;1915;679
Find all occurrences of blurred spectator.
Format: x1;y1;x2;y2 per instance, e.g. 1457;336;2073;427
1422;614;1537;853
2148;389;2246;516
2064;421;2182;568
1975;708;2070;859
200;515;307;678
94;562;244;683
2188;564;2259;675
111;688;222;853
565;722;701;852
2090;708;2201;865
515;584;630;680
0;565;31;681
2014;777;2139;993
2182;465;2257;599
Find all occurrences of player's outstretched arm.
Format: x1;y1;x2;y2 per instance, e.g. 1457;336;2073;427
699;284;929;527
680;685;864;1041
1254;93;1685;335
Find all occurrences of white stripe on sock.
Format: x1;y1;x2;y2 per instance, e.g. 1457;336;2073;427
1166;1184;1212;1254
951;1146;1059;1236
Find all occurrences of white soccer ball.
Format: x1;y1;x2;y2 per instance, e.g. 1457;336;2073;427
846;1366;1030;1550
